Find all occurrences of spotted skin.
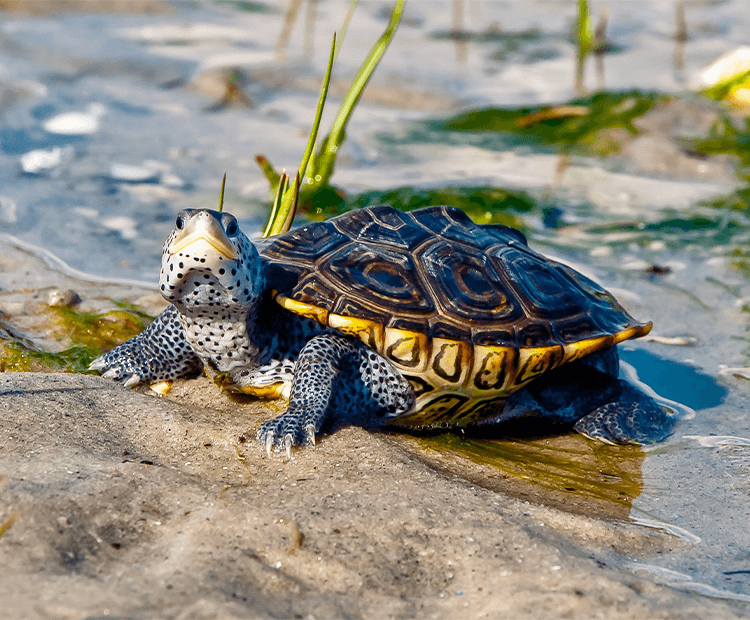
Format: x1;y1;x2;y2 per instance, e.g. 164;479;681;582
256;334;414;450
89;305;201;385
92;207;674;453
495;348;673;444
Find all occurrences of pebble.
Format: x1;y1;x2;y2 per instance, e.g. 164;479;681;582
108;163;159;183
101;215;138;240
20;146;73;174
0;196;17;223
43;103;106;135
47;289;82;307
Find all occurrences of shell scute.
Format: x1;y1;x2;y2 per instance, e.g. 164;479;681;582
409;205;515;249
333;205;432;251
322;243;435;316
488;245;588;321
263;220;348;264
419;240;523;323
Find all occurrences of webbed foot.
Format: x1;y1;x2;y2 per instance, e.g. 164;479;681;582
574;381;674;444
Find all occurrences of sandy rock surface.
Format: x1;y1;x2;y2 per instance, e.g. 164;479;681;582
0;372;746;620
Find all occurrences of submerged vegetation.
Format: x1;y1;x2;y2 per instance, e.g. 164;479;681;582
442;90;663;157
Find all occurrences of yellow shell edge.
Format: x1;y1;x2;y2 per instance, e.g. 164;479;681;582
275;293;329;326
383;327;429;372
328;313;384;352
425;337;473;388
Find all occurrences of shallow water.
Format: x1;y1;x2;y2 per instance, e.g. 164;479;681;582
2;0;750;605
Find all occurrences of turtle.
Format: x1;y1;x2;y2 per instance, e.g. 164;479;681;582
90;204;673;454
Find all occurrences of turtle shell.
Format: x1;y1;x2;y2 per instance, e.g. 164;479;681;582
260;205;651;427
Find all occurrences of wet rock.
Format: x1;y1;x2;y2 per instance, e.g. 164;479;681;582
0;0;172;15
42;103;106;135
47;289;82;307
615;98;740;181
190;67;254;110
618;132;737;182
0;196;17;224
632;97;727;138
108;163;160;183
20;145;73;174
100;215;138;240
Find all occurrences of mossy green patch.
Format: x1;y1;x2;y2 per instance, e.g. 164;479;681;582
0;341;100;374
300;185;539;232
440;90;664;157
48;306;150;350
417;432;643;509
0;303;151;375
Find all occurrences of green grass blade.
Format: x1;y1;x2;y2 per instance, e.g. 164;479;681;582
255;154;281;192
217;172;227;212
575;0;593;93
298;33;337;186
335;0;358;62
308;0;405;187
278;171;301;234
263;171;288;237
577;0;593;57
262;34;338;238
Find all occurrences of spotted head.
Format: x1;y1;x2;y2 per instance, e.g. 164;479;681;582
159;209;264;319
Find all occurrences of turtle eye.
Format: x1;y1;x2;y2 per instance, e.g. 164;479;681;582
225;219;238;236
175;216;184;230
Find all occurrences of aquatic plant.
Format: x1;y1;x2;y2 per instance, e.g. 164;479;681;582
441;90;663;157
259;0;405;235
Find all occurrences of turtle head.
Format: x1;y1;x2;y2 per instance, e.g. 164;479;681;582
160;209;263;316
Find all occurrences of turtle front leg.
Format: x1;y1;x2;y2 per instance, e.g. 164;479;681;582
256;333;414;456
90;305;201;387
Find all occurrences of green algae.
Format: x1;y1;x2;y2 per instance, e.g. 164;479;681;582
0;304;151;375
215;0;278;13
412;431;644;518
276;182;542;233
0;341;100;374
48;305;150;349
439;90;664;157
340;185;537;230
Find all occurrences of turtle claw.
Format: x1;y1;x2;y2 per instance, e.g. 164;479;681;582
284;434;292;458
123;374;142;388
88;357;107;371
102;368;119;380
257;412;319;455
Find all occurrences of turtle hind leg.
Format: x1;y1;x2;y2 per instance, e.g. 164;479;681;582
256;334;414;455
501;354;674;445
573;379;675;445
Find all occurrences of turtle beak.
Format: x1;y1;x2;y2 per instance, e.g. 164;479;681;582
168;211;239;260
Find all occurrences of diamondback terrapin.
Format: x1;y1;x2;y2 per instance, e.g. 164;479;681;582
91;205;673;454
